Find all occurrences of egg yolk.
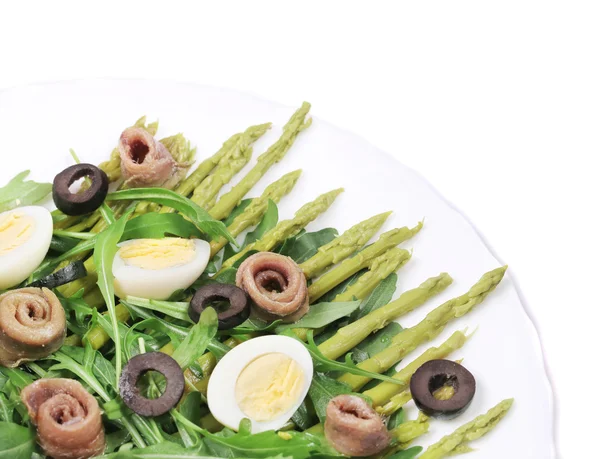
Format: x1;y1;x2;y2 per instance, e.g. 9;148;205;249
0;212;34;256
118;238;195;270
235;353;304;422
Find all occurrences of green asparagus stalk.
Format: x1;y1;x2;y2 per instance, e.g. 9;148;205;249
299;212;392;278
377;390;413;416
362;330;470;406
84;303;132;348
308;223;423;303
209;103;312;221
389;416;430;449
317;273;452;360
157;123;271;214
189;133;255;211
419;399;514;459
332;248;411;302
220;188;344;270
210;169;302;256
291;248;414;342
336;266;507;391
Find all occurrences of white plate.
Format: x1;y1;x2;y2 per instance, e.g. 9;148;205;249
0;80;556;458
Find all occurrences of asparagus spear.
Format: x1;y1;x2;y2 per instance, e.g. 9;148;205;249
189;134;255;211
299;211;392;279
419;399;514;459
308;223;423;303
336;266;507;390
220;188;344;270
317;273;453;360
363;330;470;406
157;123;271;214
210;169;302;256
208;103;312;221
389;415;430;450
332;248;411;302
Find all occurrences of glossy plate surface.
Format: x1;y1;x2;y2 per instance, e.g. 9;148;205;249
0;80;555;458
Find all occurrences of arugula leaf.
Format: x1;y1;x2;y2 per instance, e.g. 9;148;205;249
387;446;423;459
0;368;34;392
172;308;218;370
227;318;282;335
122;213;202;240
302;331;404;385
0;393;15;423
98;442;218;458
94;209;132;388
125;297;191;322
106;188;235;243
0;422;36;459
244;199;278;245
387;408;406;430
308;373;353;423
47;349;112;402
172;411;341;459
179;392;209;427
290;399;317;431
276;301;360;331
277;228;338;264
122;303;188;343
352;273;398;321
0;170;52;212
223;200;278;261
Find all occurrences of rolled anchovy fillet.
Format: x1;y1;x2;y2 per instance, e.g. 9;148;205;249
236;252;309;323
324;395;390;457
21;378;106;459
119;127;178;188
0;288;66;367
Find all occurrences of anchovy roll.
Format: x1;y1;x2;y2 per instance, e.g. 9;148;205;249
324;395;390;457
0;287;66;368
118;127;177;187
21;379;106;459
236;252;309;323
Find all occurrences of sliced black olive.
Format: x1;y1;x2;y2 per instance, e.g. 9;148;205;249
410;359;476;420
189;284;250;330
27;260;87;289
53;164;109;216
119;352;184;417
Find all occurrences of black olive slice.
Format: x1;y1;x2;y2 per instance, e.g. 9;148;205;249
189;284;250;330
27;260;87;289
119;352;184;417
410;359;476;420
53;164;109;216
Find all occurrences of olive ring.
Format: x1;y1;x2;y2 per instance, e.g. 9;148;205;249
189;284;250;330
410;359;476;419
119;352;184;417
53;163;109;216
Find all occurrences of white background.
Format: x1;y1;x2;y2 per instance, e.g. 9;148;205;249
1;1;597;457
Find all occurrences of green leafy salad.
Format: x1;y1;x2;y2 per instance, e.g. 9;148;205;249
0;103;512;459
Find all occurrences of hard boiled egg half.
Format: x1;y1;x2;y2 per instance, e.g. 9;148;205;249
208;335;313;433
113;237;210;300
0;206;53;290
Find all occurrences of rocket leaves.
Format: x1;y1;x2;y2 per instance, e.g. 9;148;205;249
106;188;235;244
0;422;36;459
0;170;52;212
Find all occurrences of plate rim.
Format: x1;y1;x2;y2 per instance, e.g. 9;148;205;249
0;77;558;457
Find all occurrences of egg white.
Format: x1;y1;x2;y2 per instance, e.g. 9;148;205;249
0;206;53;290
208;335;313;433
113;238;210;300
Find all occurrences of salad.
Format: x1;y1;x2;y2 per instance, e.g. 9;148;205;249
0;103;512;459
